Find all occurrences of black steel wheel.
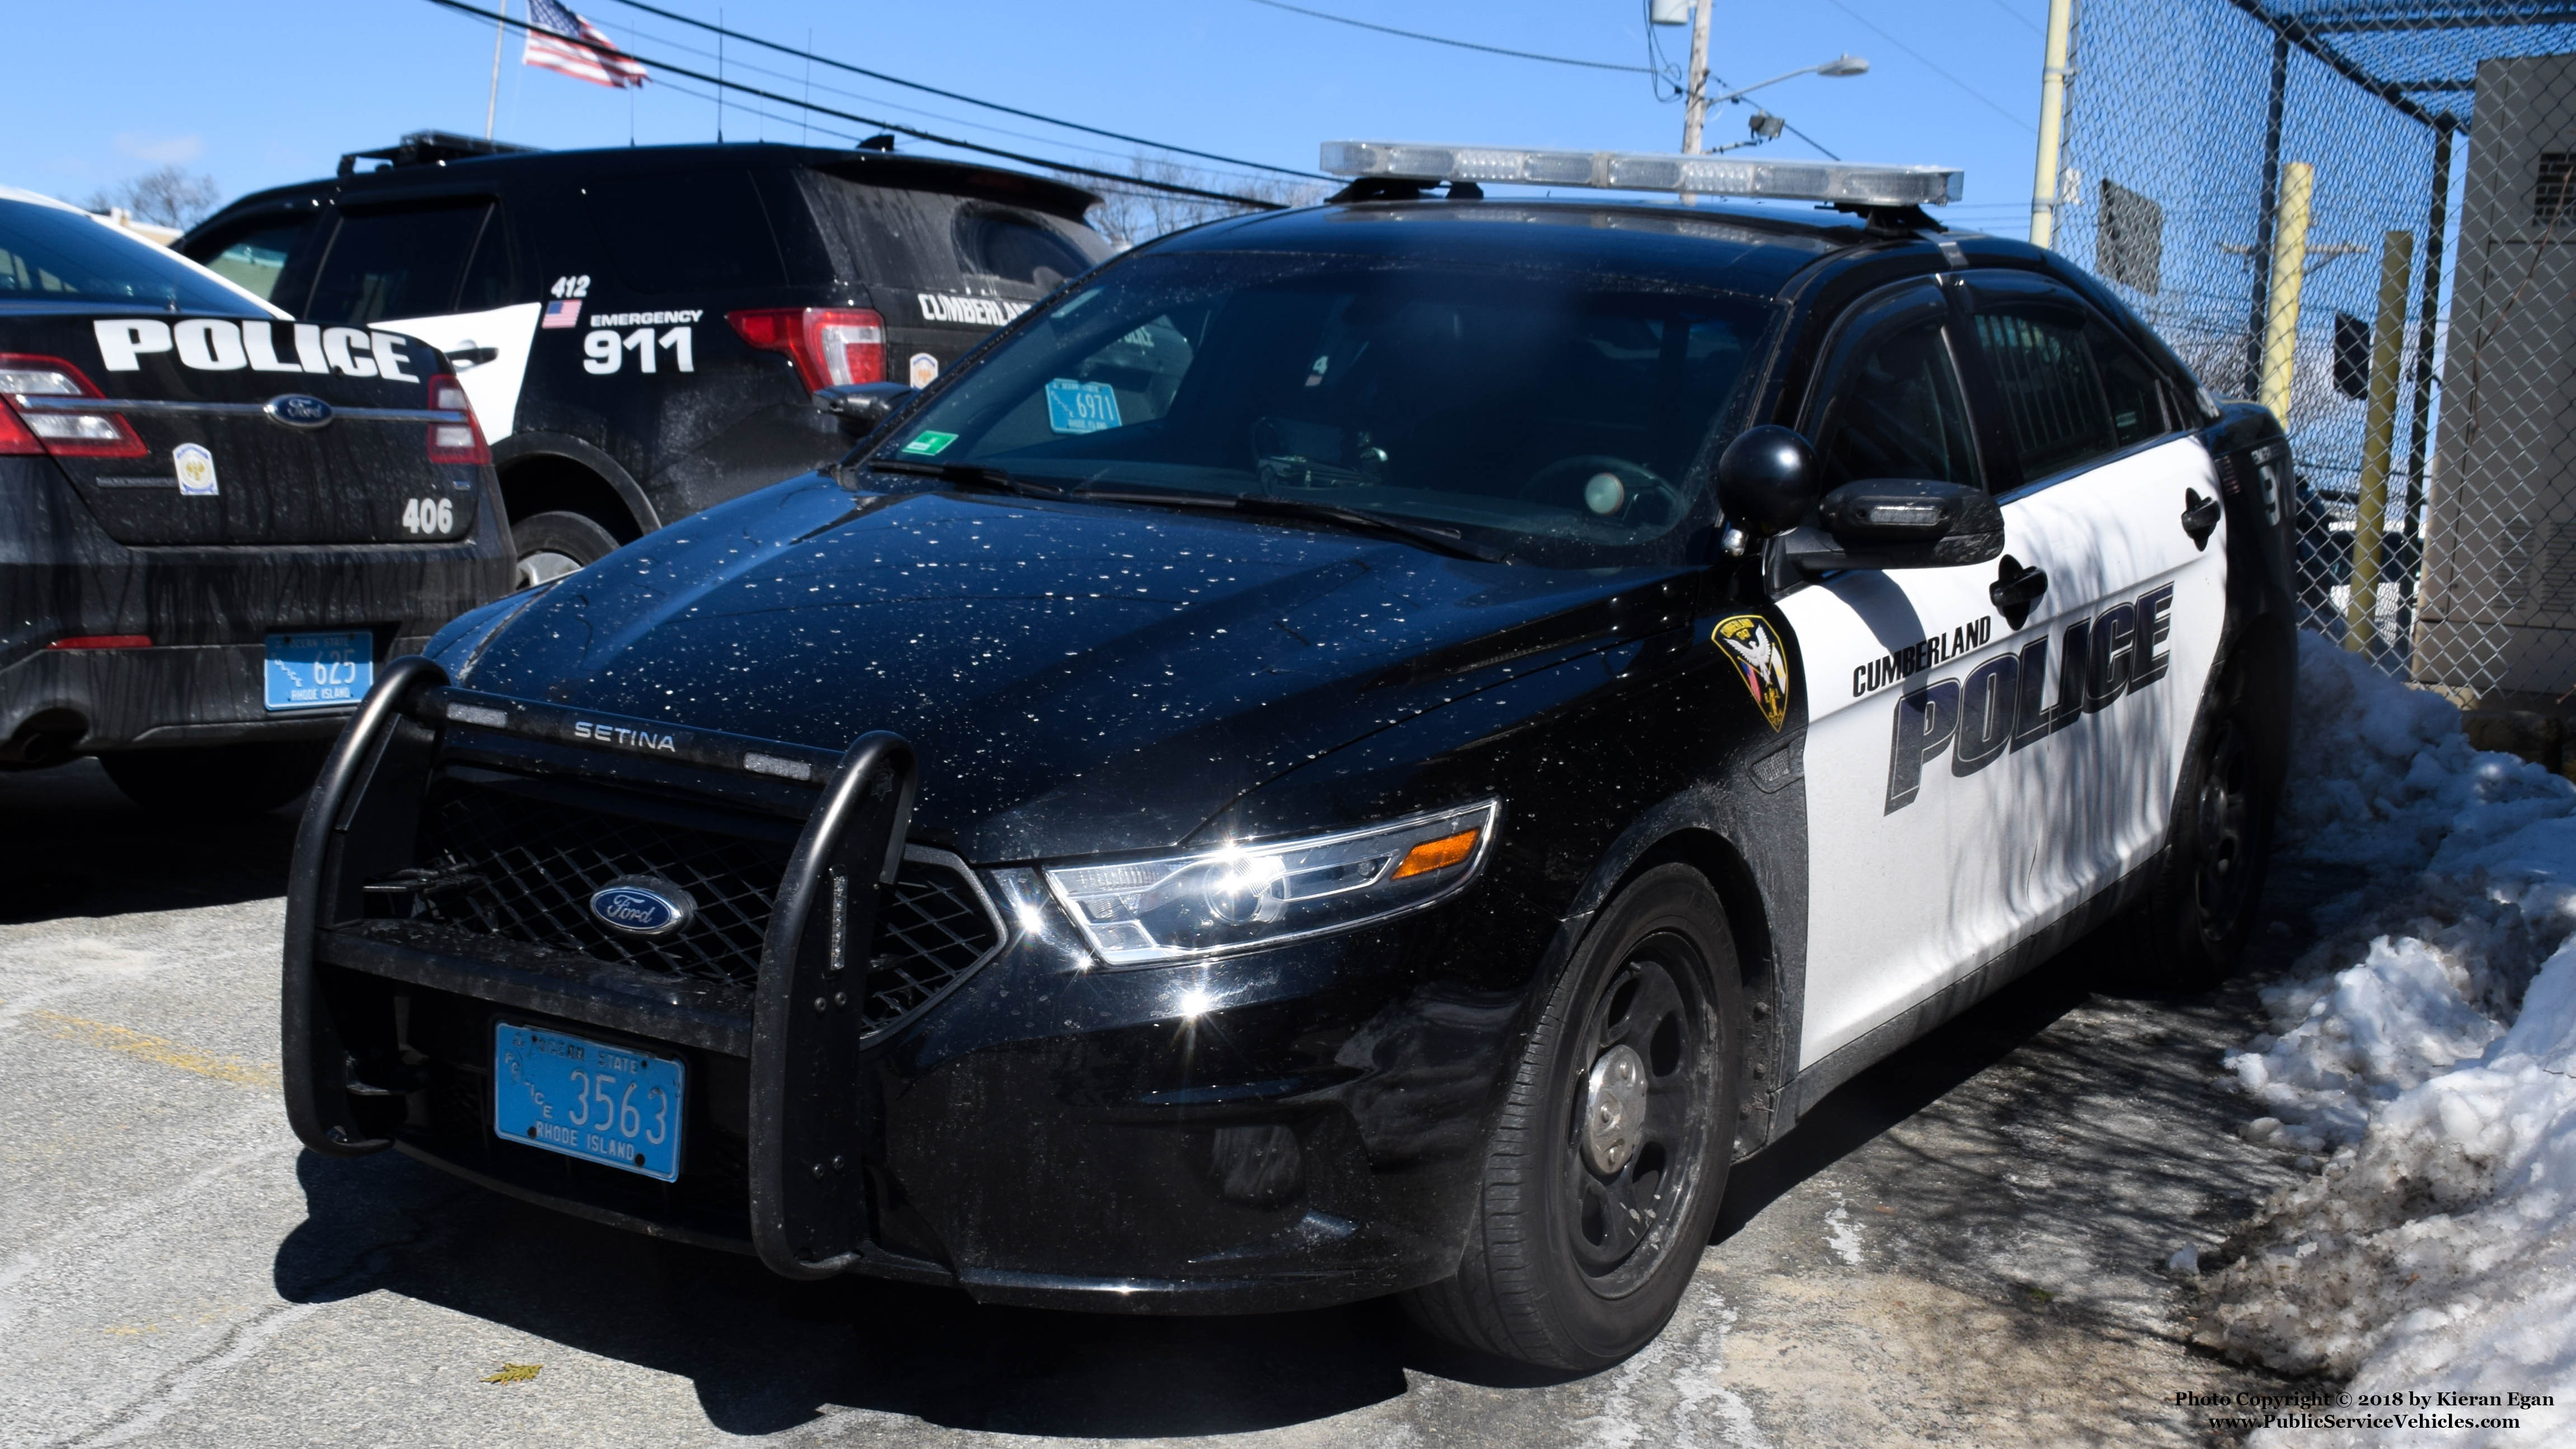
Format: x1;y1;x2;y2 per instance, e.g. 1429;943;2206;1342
1403;862;1743;1371
510;510;620;589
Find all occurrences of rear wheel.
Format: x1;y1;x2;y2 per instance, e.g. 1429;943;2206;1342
2118;659;2277;989
510;510;621;589
1404;862;1743;1371
100;740;327;817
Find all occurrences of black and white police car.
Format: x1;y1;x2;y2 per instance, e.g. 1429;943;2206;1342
280;143;2296;1370
180;133;1112;588
0;186;510;813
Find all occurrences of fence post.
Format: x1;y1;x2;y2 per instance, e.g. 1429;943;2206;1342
2258;161;2315;424
2347;229;2414;653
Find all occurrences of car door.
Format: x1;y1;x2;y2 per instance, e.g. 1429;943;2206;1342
1774;279;2037;1068
316;198;543;443
1956;271;2229;934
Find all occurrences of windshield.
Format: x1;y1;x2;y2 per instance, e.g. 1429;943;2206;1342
0;199;266;316
871;251;1775;562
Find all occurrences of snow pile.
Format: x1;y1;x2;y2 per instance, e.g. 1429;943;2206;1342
2199;635;2576;1441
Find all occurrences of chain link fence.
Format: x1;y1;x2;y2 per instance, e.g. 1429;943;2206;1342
2053;1;2576;709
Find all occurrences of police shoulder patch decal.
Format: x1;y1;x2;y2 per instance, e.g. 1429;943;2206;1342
1712;615;1790;731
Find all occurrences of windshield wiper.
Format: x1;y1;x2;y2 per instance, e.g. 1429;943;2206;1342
865;457;1067;500
1221;493;1509;562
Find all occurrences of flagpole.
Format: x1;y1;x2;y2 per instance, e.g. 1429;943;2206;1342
485;0;506;138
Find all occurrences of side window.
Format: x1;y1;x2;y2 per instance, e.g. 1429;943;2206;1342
584;171;785;293
456;208;519;312
190;217;318;304
954;208;1095;289
2094;326;2171;446
1813;316;1979;490
306;203;490;324
1972;308;2117;480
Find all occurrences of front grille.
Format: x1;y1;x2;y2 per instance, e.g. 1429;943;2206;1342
371;775;1002;1033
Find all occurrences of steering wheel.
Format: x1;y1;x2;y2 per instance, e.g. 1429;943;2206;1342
1518;455;1687;528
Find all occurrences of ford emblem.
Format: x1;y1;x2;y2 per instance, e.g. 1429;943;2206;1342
262;393;335;430
589;876;696;938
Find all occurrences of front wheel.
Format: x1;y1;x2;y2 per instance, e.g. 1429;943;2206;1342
1403;862;1743;1370
100;740;328;817
510;510;621;589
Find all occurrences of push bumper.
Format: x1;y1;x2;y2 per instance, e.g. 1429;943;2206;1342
283;670;1516;1312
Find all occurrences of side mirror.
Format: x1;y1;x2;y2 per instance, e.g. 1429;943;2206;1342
1790;477;2005;573
1714;425;1818;555
816;382;917;437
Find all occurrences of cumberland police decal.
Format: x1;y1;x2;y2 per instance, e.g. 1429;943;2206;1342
1712;615;1790;732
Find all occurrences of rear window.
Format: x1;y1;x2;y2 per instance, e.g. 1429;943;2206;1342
954;207;1096;288
306;202;490;325
199;218;312;301
583;171;785;293
0;199;263;315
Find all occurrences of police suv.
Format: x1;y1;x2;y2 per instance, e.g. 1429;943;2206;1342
180;133;1111;587
1;186;509;813
280;143;2296;1370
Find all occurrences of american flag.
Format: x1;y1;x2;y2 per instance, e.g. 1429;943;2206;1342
523;0;647;89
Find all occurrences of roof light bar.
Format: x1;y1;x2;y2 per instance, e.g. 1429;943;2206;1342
1320;141;1964;208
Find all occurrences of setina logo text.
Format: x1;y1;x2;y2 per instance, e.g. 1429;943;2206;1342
571;719;679;753
1885;584;2175;814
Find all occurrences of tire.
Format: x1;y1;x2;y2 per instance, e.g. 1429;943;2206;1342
2117;656;2278;990
100;740;329;817
1404;862;1744;1371
509;510;621;589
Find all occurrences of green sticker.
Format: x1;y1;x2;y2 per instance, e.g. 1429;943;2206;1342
900;430;959;457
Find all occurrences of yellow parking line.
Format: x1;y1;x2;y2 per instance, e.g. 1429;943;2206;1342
25;1009;280;1090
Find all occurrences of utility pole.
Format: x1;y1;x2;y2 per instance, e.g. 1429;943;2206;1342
2028;0;2073;246
1682;1;1716;153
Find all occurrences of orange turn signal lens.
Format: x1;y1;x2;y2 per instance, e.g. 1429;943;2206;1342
1392;828;1479;880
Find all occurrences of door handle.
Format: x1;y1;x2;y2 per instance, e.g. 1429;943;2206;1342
1990;554;2048;629
2182;488;2222;550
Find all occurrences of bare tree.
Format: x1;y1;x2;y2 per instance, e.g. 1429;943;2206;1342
83;166;224;230
1077;155;1324;250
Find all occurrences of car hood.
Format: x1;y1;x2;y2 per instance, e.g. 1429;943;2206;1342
454;475;1690;860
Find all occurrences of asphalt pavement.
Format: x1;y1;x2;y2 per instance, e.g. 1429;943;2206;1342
2;759;2317;1447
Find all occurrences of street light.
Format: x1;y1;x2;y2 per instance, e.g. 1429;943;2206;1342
1685;54;1868;158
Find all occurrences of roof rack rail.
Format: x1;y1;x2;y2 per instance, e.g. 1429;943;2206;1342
339;130;543;178
1320;140;1963;209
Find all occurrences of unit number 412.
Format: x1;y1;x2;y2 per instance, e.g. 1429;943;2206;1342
583;326;694;375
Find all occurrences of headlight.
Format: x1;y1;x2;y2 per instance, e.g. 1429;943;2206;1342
1043;800;1499;967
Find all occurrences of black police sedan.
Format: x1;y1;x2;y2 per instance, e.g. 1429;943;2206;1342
1;186;510;813
281;143;2296;1370
181;133;1110;589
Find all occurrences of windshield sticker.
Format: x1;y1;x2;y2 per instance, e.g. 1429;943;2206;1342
909;352;940;388
1712;615;1790;732
900;430;959;457
173;443;219;498
1044;378;1122;435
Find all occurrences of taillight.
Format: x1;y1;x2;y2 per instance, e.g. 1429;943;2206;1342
727;308;886;391
0;354;146;459
425;373;489;464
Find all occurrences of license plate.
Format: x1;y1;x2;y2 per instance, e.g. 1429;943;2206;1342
492;1022;686;1181
262;631;373;711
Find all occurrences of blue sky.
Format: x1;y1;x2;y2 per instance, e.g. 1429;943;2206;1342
6;0;2050;237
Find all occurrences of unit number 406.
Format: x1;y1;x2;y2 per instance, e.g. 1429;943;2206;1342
402;496;456;533
583;326;695;375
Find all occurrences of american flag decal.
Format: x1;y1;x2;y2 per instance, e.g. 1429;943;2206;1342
523;0;647;89
541;299;583;329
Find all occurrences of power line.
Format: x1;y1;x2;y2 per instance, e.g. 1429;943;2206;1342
1818;0;2035;133
418;0;1288;209
599;0;1326;180
1244;0;1653;73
